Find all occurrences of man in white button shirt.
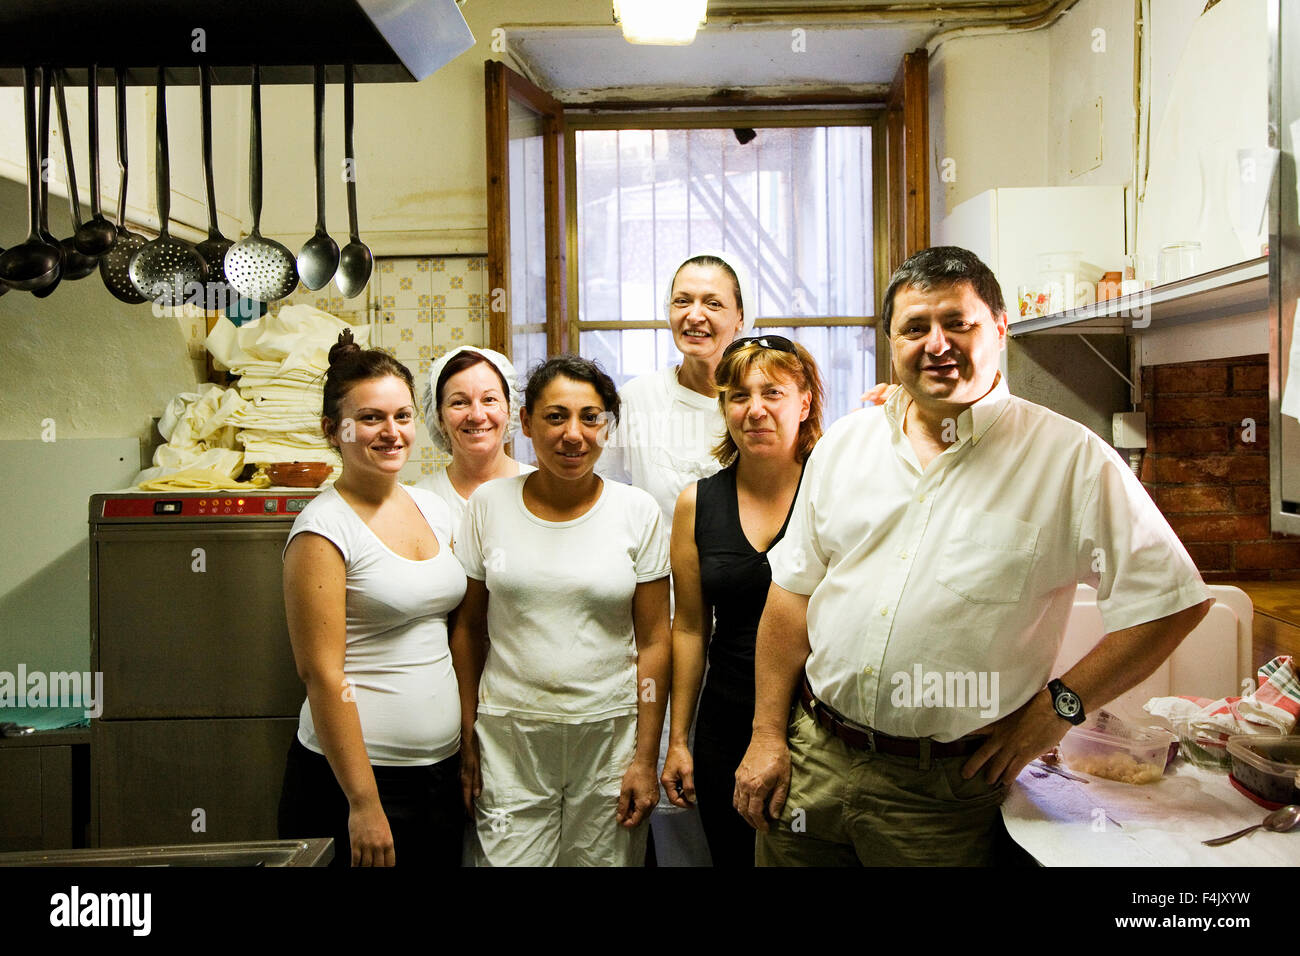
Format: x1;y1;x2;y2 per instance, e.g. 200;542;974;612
733;246;1213;866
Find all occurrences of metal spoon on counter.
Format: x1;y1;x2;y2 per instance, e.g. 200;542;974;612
52;69;100;281
1202;804;1300;847
75;64;117;257
335;63;372;299
0;67;62;292
297;64;339;290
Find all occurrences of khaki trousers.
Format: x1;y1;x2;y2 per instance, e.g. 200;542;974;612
755;705;1008;866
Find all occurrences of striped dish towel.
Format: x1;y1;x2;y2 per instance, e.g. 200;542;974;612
1145;656;1299;745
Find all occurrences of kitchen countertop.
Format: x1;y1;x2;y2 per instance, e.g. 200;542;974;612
1003;759;1299;866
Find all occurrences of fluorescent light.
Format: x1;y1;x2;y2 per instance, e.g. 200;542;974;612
613;0;707;45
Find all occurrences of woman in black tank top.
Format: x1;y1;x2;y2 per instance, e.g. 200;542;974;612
661;335;825;866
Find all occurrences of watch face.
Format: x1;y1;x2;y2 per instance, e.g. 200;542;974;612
1056;691;1082;717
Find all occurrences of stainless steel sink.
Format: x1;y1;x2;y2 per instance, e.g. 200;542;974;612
0;838;333;867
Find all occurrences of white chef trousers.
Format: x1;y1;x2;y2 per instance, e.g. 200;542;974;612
470;712;649;867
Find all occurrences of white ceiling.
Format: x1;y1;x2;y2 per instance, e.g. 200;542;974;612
508;23;934;98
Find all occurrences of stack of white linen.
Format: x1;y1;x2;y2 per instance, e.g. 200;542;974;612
207;306;376;475
133;384;265;489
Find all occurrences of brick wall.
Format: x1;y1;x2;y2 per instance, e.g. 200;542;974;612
1140;354;1300;581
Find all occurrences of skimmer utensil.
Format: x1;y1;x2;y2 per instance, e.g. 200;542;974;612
225;65;299;303
129;68;208;307
99;68;147;304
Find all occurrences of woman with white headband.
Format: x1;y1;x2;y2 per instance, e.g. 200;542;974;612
417;346;535;530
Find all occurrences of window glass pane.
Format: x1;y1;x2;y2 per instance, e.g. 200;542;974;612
575;123;876;430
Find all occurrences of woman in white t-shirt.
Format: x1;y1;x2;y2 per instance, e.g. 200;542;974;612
278;330;467;867
416;346;535;531
451;355;671;866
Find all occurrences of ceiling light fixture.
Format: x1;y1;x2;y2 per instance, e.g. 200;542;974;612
612;0;707;45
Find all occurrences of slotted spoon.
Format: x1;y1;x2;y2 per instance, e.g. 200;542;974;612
99;68;147;305
129;68;208;306
225;65;299;303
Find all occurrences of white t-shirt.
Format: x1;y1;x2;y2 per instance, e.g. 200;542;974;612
285;485;468;765
769;377;1212;741
456;474;670;722
600;365;726;523
415;461;536;542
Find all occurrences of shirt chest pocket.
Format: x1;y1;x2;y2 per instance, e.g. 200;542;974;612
935;510;1040;605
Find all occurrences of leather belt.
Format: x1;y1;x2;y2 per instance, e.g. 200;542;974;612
799;675;987;759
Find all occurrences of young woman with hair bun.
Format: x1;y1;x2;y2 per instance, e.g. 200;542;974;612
278;329;467;867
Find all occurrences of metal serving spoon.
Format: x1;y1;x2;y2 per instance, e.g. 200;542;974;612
1202;804;1300;847
0;67;62;292
52;69;100;281
75;64;117;257
335;63;372;299
297;64;339;290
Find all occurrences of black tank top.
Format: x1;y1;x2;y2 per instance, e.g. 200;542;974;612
694;463;802;703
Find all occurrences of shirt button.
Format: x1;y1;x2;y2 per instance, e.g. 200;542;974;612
879;606;888;617
863;665;874;676
899;551;909;560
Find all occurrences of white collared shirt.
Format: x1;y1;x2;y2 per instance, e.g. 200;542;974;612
768;377;1211;741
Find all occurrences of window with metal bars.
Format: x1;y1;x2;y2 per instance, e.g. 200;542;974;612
565;120;880;422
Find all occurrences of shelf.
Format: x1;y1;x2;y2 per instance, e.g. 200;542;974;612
1007;256;1269;336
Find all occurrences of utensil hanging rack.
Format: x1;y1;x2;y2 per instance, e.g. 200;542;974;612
0;0;462;86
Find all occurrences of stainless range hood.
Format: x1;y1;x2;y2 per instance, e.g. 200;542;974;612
0;0;474;86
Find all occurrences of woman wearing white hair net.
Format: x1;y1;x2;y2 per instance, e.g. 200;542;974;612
417;346;535;531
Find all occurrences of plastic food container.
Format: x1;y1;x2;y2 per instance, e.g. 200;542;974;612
1226;735;1300;806
1173;717;1233;770
1060;721;1173;784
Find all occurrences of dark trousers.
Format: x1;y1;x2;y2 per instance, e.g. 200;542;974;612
693;685;757;867
278;737;464;867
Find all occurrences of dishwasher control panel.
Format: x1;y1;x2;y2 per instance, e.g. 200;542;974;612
96;493;321;519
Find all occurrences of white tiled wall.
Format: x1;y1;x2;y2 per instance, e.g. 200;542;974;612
268;254;490;486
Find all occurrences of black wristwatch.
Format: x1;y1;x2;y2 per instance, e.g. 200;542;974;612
1047;678;1086;725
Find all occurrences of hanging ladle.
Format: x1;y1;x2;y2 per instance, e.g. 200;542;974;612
34;67;67;299
0;67;62;293
74;65;117;257
194;64;236;311
52;69;100;281
128;67;208;307
99;68;147;304
225;65;299;303
297;64;339;291
335;63;372;299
